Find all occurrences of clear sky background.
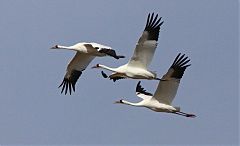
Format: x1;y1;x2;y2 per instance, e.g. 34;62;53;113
0;0;238;145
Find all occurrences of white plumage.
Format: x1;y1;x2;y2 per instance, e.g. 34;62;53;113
115;53;196;118
92;13;164;82
51;42;124;95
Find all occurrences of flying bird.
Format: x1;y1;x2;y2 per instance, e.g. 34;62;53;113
92;13;164;82
51;42;124;95
115;53;196;118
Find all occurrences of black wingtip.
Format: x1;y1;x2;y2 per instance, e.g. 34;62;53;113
72;84;76;92
101;71;108;78
135;81;153;96
169;53;191;79
58;80;64;88
57;70;82;95
99;48;124;60
159;21;164;26
109;76;125;82
64;81;68;95
58;79;67;95
58;79;76;95
137;81;141;87
136;81;141;92
144;13;163;41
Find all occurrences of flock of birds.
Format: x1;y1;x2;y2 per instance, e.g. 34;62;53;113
51;13;196;118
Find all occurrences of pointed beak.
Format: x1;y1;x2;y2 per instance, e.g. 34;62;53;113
50;45;58;49
91;65;97;69
114;101;121;104
114;99;123;104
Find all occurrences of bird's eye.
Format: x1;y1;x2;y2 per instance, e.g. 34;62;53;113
55;45;58;48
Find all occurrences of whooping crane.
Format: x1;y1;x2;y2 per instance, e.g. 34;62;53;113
92;13;164;82
51;42;124;95
115;53;196;118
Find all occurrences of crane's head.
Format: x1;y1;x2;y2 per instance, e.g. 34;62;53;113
91;64;100;69
114;99;124;104
50;45;59;49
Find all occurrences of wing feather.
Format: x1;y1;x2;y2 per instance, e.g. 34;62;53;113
152;53;191;104
135;81;153;99
58;52;95;95
86;43;124;59
128;13;164;69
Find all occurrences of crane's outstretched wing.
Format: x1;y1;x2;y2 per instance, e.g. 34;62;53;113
128;13;164;69
152;53;191;104
85;43;125;59
58;52;95;95
135;81;153;99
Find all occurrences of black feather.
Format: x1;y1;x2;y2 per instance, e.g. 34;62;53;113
101;71;108;78
110;76;125;82
144;13;164;41
58;70;83;95
99;48;124;59
136;81;153;96
170;53;191;79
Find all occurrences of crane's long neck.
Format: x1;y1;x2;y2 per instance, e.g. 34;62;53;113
121;100;142;107
99;64;118;72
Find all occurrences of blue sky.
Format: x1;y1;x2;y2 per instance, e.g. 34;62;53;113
0;0;238;145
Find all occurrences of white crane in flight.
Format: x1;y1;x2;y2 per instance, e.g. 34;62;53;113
51;42;124;95
115;53;196;118
92;13;164;82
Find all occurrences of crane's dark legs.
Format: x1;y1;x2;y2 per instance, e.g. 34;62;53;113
154;77;168;81
172;111;196;118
